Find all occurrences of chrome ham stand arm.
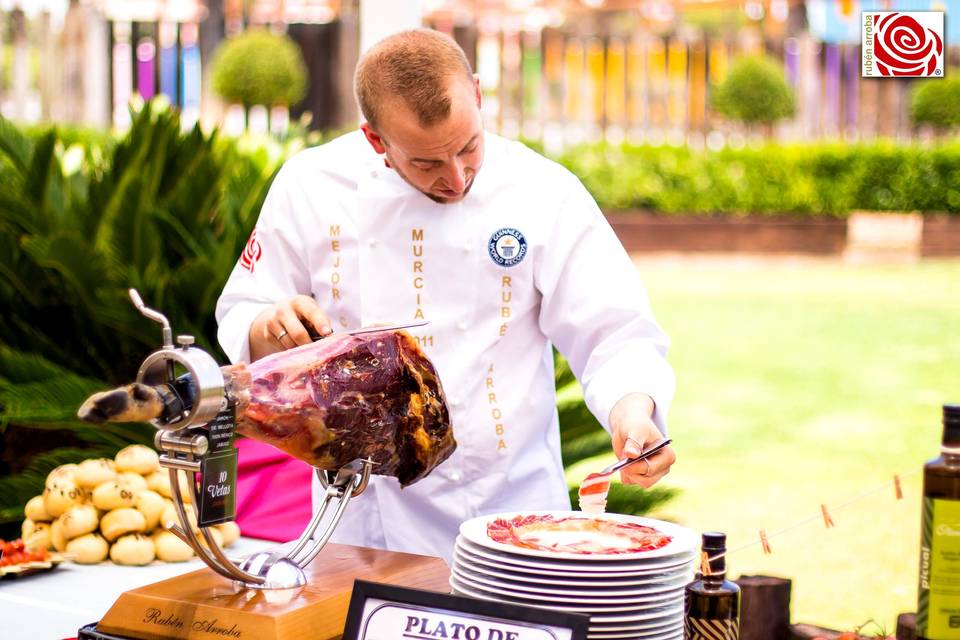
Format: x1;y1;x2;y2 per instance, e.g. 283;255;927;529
130;289;374;589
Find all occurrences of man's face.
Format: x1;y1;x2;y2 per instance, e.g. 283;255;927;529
361;76;485;204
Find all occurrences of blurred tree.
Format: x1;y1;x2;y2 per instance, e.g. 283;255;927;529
911;75;960;135
711;56;795;133
211;29;308;127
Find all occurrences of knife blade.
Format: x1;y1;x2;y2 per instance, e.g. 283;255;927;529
347;320;430;335
311;320;429;340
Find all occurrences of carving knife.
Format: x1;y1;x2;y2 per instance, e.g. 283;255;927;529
311;320;429;340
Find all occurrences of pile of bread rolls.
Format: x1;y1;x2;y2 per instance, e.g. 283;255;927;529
20;445;240;566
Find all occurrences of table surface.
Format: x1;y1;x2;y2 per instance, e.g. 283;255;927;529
0;538;276;640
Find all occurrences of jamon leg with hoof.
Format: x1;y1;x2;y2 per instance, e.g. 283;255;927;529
78;330;456;486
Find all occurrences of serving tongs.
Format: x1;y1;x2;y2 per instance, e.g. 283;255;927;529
596;438;673;477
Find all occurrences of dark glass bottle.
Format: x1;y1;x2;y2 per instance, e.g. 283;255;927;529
917;404;960;640
685;532;741;640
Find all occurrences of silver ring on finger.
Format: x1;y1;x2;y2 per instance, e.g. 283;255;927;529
275;329;288;342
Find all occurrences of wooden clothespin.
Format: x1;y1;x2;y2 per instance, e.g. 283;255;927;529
759;529;772;554
821;504;835;528
894;475;903;500
700;551;712;576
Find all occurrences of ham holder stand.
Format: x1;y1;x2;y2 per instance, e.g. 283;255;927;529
85;291;449;640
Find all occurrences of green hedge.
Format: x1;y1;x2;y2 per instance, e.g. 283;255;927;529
555;142;960;216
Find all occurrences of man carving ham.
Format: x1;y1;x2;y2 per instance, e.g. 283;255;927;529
215;29;676;562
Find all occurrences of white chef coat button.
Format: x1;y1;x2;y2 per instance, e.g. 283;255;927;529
462;244;470;253
450;397;460;407
457;321;468;330
448;471;462;482
368;238;377;246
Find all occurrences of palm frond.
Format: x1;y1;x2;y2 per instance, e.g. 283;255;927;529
0;113;33;174
0;347;72;385
0;374;105;424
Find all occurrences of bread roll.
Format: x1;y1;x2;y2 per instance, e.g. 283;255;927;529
21;518;36;541
198;526;224;550
147;470;193;503
136;490;165;532
50;518;67;552
110;533;156;566
75;458;117;489
152;530;194;562
115;445;160;475
92;480;139;511
43;480;85;517
100;508;147;542
45;464;78;488
216;521;241;548
146;470;168;496
24;495;52;522
67;533;109;564
117;472;148;494
160;499;197;530
59;504;100;540
25;522;52;551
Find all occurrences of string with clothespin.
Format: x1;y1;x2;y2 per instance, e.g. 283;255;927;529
699;472;916;576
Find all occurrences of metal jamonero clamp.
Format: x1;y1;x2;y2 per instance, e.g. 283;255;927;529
128;289;375;589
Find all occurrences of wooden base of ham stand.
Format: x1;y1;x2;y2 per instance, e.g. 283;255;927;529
92;542;451;640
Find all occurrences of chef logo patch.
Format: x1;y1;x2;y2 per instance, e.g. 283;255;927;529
488;228;527;267
240;229;262;273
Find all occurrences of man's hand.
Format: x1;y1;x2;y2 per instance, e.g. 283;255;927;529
249;295;333;361
609;393;676;488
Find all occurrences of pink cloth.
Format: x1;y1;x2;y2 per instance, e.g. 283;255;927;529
235;438;313;541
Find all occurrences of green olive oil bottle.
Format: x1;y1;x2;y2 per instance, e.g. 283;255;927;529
918;404;960;640
685;531;741;640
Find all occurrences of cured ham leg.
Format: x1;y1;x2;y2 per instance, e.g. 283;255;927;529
79;330;456;486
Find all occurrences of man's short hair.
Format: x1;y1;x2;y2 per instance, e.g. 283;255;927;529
355;29;474;131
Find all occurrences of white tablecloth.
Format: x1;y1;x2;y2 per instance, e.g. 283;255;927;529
0;538;276;640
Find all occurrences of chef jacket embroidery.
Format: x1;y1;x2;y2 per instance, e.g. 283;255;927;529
240;229;262;273
488;228;527;267
215;130;675;564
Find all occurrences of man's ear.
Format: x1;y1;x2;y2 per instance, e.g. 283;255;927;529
361;122;387;154
473;73;482;109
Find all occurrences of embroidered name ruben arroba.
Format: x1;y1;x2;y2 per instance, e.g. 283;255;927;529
488;228;527;267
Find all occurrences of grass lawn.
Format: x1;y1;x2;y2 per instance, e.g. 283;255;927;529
567;257;960;635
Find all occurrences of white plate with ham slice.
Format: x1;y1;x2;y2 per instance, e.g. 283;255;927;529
455;537;696;576
460;511;696;561
453;512;694;639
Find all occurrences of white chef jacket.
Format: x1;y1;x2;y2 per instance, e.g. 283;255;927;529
215;130;674;564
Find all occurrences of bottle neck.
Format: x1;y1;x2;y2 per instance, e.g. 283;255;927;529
941;444;960;464
702;571;727;588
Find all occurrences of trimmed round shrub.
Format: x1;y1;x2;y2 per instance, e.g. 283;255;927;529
711;56;795;126
911;76;960;131
211;30;307;108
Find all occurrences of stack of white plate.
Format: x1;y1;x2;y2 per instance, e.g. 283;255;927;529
451;511;697;640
